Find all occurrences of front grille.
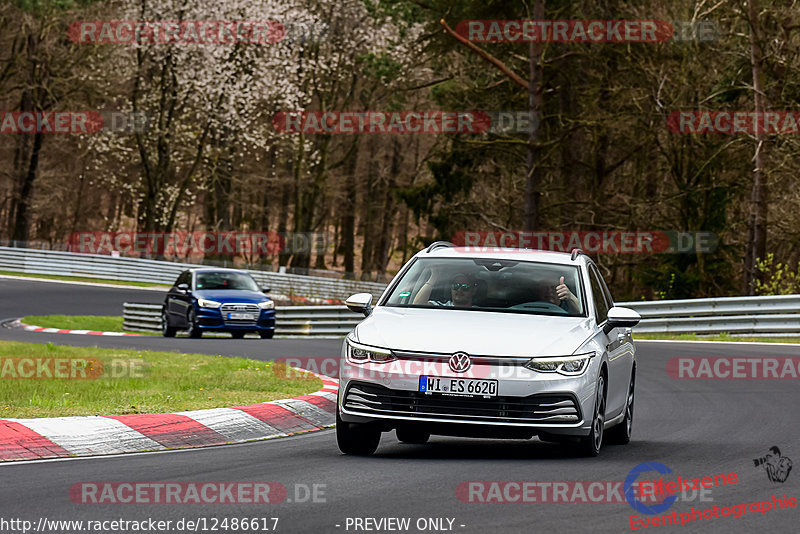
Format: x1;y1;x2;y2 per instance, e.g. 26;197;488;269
392;350;530;366
344;382;581;425
220;303;260;325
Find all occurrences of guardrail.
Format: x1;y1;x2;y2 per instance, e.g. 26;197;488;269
122;303;163;331
124;295;800;338
622;295;800;335
275;306;361;336
123;303;361;337
0;246;387;301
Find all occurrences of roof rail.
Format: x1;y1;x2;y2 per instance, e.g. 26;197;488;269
570;248;584;261
426;241;455;253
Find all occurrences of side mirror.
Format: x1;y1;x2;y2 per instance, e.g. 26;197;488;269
177;283;189;292
603;306;641;334
345;293;373;316
262;286;271;293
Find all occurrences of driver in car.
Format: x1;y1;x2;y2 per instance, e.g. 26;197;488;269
413;271;477;308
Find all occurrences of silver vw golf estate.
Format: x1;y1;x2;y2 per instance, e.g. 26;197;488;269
337;243;640;456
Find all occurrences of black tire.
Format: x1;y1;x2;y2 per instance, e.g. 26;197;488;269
608;371;634;445
231;331;246;339
259;330;274;339
336;410;380;456
396;427;430;444
161;310;176;338
578;374;606;457
187;308;202;338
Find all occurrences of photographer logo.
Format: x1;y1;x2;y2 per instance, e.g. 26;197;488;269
754;446;793;483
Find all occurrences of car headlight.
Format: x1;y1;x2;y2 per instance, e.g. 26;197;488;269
524;352;595;376
346;339;396;364
197;298;222;309
258;300;275;310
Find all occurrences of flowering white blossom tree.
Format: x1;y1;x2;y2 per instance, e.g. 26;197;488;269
84;0;426;263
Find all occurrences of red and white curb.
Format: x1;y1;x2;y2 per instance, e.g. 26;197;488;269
10;319;141;337
0;375;338;462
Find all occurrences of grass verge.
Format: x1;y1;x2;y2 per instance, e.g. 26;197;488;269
0;341;320;418
21;315;159;336
23;315;126;332
634;333;800;344
0;269;169;288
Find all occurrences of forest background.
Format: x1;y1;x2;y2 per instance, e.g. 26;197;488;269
2;0;799;301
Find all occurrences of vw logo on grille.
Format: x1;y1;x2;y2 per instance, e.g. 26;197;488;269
449;352;472;373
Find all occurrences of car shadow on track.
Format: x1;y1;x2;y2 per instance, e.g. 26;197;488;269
373;437;632;461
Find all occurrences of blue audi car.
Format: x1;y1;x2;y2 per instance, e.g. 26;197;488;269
162;268;276;339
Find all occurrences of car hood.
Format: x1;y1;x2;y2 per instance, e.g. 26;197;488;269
353;306;594;357
193;289;269;303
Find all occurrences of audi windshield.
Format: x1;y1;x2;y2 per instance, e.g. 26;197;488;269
195;272;260;291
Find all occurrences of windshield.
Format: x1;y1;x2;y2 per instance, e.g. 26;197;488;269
382;257;585;317
195;272;260;291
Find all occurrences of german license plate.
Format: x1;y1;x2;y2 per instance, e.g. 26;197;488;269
228;312;256;320
419;376;498;397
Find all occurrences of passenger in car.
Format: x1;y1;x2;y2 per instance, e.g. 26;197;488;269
556;276;581;312
533;277;580;313
533;280;559;305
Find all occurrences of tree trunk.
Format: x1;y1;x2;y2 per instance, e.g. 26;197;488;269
360;138;379;278
9;31;47;245
339;137;360;278
558;67;580;228
11;131;44;244
373;137;401;273
744;0;768;294
292;133;331;271
258;179;271;268
523;0;544;231
277;175;292;268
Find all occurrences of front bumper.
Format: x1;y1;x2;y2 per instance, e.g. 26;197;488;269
338;351;599;437
195;307;276;333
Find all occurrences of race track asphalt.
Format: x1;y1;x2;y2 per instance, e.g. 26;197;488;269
1;277;798;533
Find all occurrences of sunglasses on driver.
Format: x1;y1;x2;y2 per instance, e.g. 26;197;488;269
451;282;475;291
